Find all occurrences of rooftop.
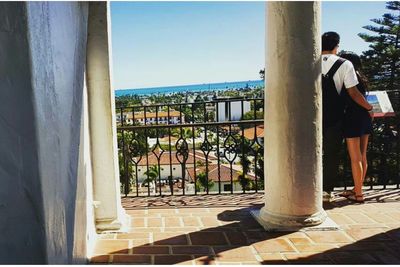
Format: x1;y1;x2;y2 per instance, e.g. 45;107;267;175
127;111;182;120
243;125;264;140
187;164;255;182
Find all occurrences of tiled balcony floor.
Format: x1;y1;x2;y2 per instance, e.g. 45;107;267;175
91;190;400;264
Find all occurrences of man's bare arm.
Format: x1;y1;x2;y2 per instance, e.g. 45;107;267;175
347;86;373;111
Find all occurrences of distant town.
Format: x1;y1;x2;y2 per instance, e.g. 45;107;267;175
115;85;265;196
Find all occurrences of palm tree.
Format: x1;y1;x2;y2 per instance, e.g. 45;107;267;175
172;127;192;139
143;165;160;194
238;139;252;192
237;171;251;192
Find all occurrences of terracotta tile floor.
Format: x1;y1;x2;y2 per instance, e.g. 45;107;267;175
91;189;400;264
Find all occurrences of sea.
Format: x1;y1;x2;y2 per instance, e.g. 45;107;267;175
115;79;264;97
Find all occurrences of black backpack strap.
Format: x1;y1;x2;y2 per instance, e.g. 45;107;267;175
325;58;346;78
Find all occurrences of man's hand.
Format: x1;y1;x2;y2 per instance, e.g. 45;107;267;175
347;86;373;111
368;109;374;120
368;109;374;117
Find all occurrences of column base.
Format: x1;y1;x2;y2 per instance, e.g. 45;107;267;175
251;207;340;232
95;208;129;233
96;218;122;232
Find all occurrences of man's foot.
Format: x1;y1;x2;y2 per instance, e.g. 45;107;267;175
339;190;355;197
346;194;364;203
323;191;335;202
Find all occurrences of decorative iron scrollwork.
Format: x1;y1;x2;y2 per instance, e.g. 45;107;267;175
128;138;143;164
223;134;238;163
175;137;189;164
200;138;213;156
152;139;165;160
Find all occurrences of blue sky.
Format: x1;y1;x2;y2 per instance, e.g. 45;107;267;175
322;2;388;54
111;1;389;90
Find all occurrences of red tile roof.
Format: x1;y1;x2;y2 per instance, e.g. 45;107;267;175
126;111;182;120
186;164;255;182
242;125;264;140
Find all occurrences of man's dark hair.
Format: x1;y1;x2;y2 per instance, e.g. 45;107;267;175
322;32;340;51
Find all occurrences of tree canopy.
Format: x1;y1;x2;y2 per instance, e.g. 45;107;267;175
358;1;400;91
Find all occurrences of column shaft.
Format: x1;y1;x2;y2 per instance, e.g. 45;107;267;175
86;2;124;231
260;1;325;228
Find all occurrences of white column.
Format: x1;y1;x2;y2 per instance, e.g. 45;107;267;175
254;1;326;230
86;2;125;231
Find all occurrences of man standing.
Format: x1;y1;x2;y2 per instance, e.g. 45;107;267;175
321;32;373;202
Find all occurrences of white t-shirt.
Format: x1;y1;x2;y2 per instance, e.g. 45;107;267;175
321;54;359;95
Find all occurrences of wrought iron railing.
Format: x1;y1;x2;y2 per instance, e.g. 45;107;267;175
117;92;400;197
117;98;265;197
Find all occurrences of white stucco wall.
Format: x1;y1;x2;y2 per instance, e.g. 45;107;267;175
0;3;46;263
74;77;97;263
0;2;93;263
137;164;186;182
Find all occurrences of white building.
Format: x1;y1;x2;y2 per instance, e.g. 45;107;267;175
135;151;217;184
116;110;183;125
186;164;256;193
217;98;251;121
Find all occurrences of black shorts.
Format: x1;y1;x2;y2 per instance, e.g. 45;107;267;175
343;107;372;138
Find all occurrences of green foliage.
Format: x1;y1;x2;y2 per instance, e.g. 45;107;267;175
181;106;194;122
159;143;176;151
358;1;400;91
143;165;160;183
237;139;252;192
241;111;264;129
354;2;400;188
255;152;265;190
143;165;160;193
239;139;252;174
118;149;135;194
171;127;193;139
251;100;264;112
207;111;215;122
194;95;203;102
144;128;168;138
115;95;142;108
237;172;251;191
115;86;267;194
195;172;215;192
117;129;148;194
196;160;205;167
242;110;264;120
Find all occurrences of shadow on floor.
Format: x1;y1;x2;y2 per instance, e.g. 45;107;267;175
323;188;400;211
121;193;265;209
260;228;400;264
93;195;400;264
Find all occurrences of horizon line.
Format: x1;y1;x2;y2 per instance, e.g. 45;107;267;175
115;79;264;91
